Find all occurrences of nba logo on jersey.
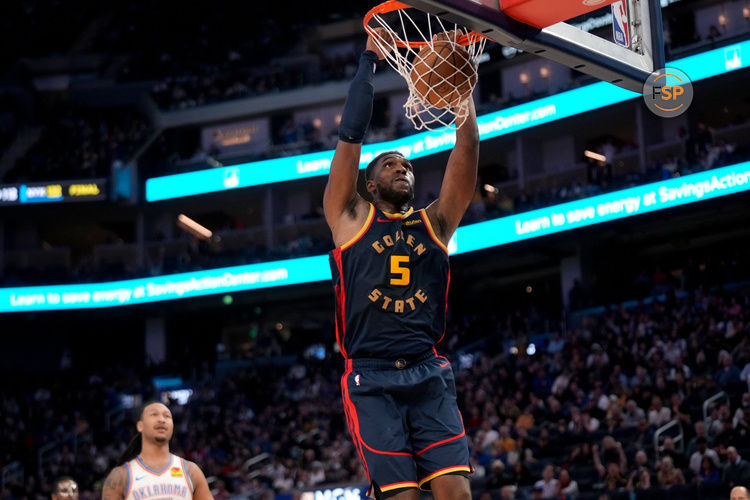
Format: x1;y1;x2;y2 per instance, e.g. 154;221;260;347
355;374;361;386
612;0;629;48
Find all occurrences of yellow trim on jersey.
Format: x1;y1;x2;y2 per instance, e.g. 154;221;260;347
381;481;419;492
419;209;449;255
340;204;375;251
381;206;414;219
418;466;471;488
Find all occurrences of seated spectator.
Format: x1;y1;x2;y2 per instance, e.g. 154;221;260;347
707;404;731;439
627;466;651;490
486;459;517;490
599;437;626;468
558;468;579;498
723;446;750;488
688;436;720;475
496;425;517;455
685;421;711;457
533;464;559;499
628;417;654;455
648;396;671;427
733;393;750;427
499;485;518;500
475;420;500;452
716;350;742;392
533;427;556;461
622;399;645;428
633;450;652;471
530;485;545;500
695;456;721;484
656;456;686;487
586;343;609;369
733;397;750;448
593;443;628;491
568;441;594;469
660;437;687;470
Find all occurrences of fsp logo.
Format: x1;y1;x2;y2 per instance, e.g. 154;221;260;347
642;68;693;118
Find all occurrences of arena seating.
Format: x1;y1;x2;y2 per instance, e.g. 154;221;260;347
4;108;149;183
1;278;748;499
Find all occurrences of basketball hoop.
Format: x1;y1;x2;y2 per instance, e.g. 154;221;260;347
364;1;489;131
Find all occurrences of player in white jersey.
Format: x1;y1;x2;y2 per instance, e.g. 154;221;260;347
102;402;213;500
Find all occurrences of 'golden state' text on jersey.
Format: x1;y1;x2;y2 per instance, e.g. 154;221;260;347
329;204;449;359
124;454;193;500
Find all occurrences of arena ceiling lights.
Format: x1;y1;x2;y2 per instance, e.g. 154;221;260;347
146;40;750;202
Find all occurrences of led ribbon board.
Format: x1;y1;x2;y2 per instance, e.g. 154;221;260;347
145;40;750;201
0;179;108;205
450;162;750;254
3;162;750;312
0;255;330;312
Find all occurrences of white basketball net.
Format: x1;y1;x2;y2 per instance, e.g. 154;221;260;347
366;5;486;131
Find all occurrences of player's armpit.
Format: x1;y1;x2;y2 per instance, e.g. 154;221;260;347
101;466;128;500
324;141;369;246
186;461;215;500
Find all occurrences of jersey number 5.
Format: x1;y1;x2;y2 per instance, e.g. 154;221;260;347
390;255;410;286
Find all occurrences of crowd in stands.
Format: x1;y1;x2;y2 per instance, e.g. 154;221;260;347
4;108;149;183
90;1;371;110
1;263;749;499
133;8;721;111
462;285;750;499
150;51;364;111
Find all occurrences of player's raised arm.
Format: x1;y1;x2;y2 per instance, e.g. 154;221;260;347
324;30;391;246
101;465;127;500
426;97;480;243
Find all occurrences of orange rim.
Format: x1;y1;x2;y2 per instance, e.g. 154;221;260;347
364;0;490;49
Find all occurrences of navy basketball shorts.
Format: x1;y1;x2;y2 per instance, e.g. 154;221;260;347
340;349;471;496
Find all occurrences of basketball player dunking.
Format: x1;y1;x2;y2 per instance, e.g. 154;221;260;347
101;402;213;500
325;29;479;500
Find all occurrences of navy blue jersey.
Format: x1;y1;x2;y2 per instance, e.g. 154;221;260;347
329;203;450;359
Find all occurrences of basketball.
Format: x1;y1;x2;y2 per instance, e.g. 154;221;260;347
409;41;477;109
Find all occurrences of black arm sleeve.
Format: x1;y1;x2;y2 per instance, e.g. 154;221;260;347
338;50;379;144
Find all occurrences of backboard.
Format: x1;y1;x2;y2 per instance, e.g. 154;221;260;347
403;0;666;93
